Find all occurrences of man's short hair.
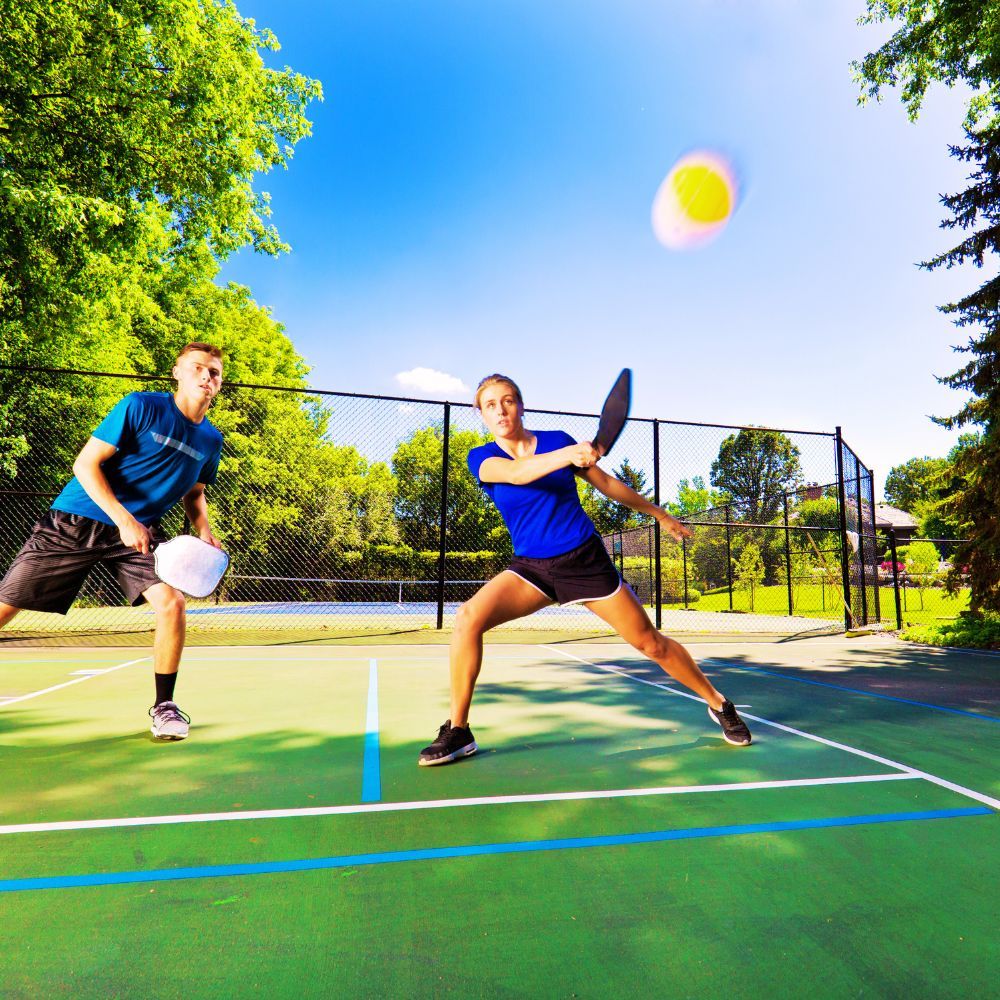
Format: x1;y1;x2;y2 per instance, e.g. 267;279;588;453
176;342;223;363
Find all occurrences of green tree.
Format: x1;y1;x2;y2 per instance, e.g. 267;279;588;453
918;434;979;539
392;426;504;553
579;457;651;535
662;476;729;596
0;216;405;588
884;457;949;513
796;496;841;532
710;428;802;524
855;1;1000;610
665;476;728;518
733;542;765;611
0;0;320;334
0;1;323;540
901;539;941;611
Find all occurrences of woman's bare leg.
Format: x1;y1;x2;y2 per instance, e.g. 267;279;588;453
583;586;725;710
449;571;551;726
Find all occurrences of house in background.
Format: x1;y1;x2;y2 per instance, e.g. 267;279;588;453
875;504;919;546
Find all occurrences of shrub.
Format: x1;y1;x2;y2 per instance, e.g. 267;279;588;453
902;611;1000;650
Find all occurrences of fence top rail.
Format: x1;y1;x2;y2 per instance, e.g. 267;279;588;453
681;519;845;532
229;576;489;585
892;536;967;544
0;365;838;439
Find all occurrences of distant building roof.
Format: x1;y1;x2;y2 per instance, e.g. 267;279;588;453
875;504;919;530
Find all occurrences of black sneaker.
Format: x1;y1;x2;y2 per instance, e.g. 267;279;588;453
708;700;752;746
418;720;478;766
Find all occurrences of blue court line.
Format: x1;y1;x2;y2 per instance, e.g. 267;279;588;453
361;659;381;803
0;808;989;893
715;661;1000;722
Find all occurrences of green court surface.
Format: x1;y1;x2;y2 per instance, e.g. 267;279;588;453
0;636;996;998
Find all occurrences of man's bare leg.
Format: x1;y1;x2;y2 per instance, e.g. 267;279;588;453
0;603;21;629
142;583;189;740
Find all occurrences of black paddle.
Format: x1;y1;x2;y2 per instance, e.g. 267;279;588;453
592;368;632;457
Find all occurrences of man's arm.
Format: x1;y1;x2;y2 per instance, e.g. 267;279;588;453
578;465;693;542
72;437;152;553
182;484;221;548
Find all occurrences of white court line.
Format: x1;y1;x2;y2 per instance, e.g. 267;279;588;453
0;773;917;836
0;659;123;666
177;653;540;661
0;657;150;708
920;645;1000;660
544;645;1000;812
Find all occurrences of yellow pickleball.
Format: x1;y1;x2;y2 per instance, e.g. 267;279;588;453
652;151;739;250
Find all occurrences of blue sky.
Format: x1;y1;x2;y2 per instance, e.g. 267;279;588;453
220;1;978;495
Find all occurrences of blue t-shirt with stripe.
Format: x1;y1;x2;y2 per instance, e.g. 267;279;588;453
467;429;596;558
52;392;223;526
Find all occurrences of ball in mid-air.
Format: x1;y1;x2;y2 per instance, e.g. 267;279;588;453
651;150;739;250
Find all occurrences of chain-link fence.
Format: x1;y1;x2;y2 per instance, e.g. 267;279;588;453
0;367;915;642
878;534;970;628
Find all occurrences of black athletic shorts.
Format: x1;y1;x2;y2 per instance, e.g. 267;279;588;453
0;511;167;615
507;534;622;605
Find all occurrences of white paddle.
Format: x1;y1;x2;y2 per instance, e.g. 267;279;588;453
153;536;229;598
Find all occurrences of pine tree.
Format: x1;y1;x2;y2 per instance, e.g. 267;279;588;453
855;1;1000;611
921;120;1000;609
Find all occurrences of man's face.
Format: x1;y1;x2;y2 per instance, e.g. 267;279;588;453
173;351;223;402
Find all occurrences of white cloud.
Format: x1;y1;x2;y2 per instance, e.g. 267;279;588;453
394;367;470;397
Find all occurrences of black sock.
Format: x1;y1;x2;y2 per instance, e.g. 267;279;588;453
155;672;177;705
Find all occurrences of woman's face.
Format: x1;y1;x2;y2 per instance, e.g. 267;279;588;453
478;382;523;439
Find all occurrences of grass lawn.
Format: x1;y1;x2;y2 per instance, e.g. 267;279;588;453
671;582;970;625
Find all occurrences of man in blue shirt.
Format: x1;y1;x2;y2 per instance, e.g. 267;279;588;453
0;343;225;740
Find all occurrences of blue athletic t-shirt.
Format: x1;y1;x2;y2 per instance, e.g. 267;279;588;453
52;392;223;526
468;429;597;558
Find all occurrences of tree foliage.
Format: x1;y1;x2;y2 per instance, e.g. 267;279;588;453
854;1;1000;128
710;428;802;524
0;0;321;330
884;456;949;512
665;476;728;518
733;541;765;611
0;3;351;587
855;1;1000;609
392;426;504;553
579;457;651;535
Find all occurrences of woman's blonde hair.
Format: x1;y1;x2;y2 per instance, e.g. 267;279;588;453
474;373;523;411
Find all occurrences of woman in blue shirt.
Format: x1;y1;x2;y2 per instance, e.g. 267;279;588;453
419;374;752;765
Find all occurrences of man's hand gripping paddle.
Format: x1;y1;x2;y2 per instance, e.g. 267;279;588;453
592;368;632;457
153;536;230;598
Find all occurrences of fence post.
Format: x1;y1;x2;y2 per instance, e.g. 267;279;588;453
725;503;734;611
436;402;451;630
782;493;793;616
854;461;869;626
682;536;689;609
652;419;662;629
647;522;654;613
834;427;853;630
869;468;881;624
888;528;903;630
